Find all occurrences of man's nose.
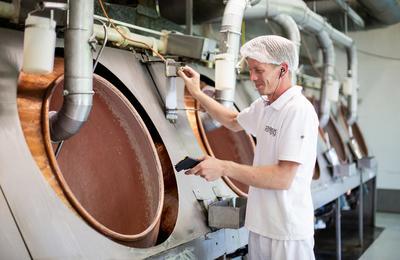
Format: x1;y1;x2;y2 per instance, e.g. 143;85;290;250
249;72;257;81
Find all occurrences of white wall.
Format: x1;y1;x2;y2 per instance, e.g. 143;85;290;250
335;23;400;190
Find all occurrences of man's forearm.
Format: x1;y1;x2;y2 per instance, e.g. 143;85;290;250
193;91;241;131
222;161;297;190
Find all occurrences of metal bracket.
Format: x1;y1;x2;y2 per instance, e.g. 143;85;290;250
212;186;230;200
165;59;185;123
88;34;98;52
192;189;215;216
165;76;178;123
357;156;377;169
165;58;184;77
37;1;68;11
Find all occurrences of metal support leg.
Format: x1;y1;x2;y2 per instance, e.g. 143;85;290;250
336;198;342;260
359;169;364;247
372;176;377;227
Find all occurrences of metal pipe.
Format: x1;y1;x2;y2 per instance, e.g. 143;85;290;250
270;14;300;85
346;44;358;125
244;0;354;47
334;0;364;28
203;0;248;132
50;0;94;141
244;0;359;127
215;0;248;106
317;31;335;128
306;0;341;13
93;24;166;53
305;0;365;28
38;1;68;11
185;0;193;35
93;15;163;36
359;170;364;247
336;198;342;260
0;1;15;20
358;0;400;25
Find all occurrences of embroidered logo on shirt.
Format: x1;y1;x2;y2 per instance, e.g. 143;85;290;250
264;125;277;137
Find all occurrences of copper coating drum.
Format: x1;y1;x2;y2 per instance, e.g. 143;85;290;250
338;105;369;157
44;75;164;247
202;126;253;195
184;87;253;197
307;97;348;164
325;117;348;163
313;128;326;180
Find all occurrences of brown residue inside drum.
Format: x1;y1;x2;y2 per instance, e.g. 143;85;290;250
49;77;161;236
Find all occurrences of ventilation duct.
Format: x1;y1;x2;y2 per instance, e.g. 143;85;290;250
306;0;365;28
357;0;400;25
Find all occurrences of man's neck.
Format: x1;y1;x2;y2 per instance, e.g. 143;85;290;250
267;84;293;103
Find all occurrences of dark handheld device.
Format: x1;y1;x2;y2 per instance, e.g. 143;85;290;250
175;156;201;172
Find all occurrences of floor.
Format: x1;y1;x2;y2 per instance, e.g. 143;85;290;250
235;212;400;260
360;212;400;260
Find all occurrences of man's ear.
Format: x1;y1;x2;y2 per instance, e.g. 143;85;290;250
279;63;289;78
279;67;286;78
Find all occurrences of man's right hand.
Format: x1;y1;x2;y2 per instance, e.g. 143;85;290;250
177;66;201;98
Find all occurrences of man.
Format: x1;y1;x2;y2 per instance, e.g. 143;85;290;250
177;35;318;260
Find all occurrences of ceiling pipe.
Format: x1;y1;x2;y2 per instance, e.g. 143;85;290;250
334;0;365;28
306;0;365;28
358;0;400;25
50;0;94;141
244;0;358;125
317;31;335;128
185;0;193;35
269;13;300;85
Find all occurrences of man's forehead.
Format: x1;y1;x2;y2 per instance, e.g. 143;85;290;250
246;58;274;69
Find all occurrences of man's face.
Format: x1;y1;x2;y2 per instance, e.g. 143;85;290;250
247;58;281;96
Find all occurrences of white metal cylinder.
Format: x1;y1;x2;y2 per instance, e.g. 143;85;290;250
215;53;236;91
327;79;340;102
342;77;353;96
22;15;56;74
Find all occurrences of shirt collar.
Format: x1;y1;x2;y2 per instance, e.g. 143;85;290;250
269;85;303;110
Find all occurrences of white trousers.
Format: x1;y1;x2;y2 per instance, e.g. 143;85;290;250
248;231;315;260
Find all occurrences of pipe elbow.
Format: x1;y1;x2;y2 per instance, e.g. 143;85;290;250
319;114;330;128
347;107;357;125
49;94;93;142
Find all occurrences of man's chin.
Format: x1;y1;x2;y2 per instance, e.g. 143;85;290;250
257;89;268;96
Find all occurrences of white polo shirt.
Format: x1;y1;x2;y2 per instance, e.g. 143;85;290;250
237;86;318;240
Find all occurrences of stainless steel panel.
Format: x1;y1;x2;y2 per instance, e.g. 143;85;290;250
166;33;216;61
0;187;31;260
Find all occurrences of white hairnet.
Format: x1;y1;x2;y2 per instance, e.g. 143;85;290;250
240;35;299;72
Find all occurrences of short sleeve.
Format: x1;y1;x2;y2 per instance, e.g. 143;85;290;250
237;98;263;137
278;104;318;164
